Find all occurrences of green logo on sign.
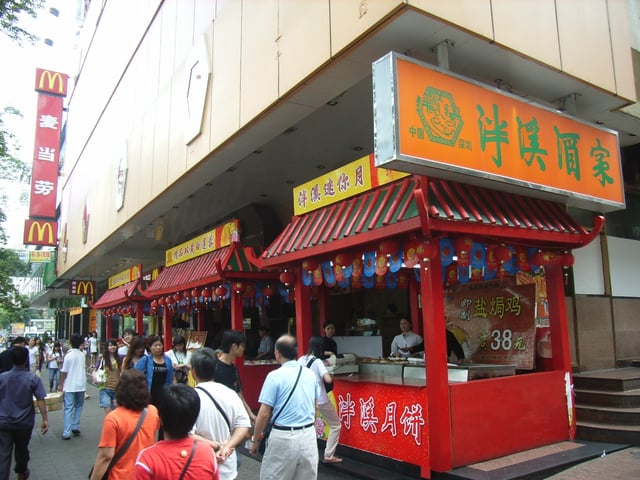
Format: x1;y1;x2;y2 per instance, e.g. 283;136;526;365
416;87;463;146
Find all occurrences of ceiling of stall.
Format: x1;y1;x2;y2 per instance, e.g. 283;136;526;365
37;9;640;306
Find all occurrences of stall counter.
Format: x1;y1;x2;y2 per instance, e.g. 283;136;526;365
243;360;279;411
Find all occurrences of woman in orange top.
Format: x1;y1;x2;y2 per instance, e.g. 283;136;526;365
90;369;160;480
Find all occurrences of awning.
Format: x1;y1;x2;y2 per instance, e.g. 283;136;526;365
261;176;603;267
91;279;145;309
144;244;274;297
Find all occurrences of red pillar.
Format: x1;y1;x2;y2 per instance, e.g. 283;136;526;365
163;308;172;352
421;253;453;474
197;308;205;331
136;303;144;336
105;314;112;340
294;272;312;357
545;262;576;438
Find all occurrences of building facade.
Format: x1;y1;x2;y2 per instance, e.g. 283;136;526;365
52;2;639;370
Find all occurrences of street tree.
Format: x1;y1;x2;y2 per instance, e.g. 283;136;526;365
0;0;43;44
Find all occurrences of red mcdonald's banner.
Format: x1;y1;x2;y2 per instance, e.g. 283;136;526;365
34;68;68;96
29;93;63;218
23;219;58;246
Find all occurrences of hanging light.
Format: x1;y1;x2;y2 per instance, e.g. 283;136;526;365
334;252;354;267
263;284;275;297
232;281;246;294
191;288;201;299
494;245;512;264
173;292;183;303
301;258;319;272
201;287;212;299
214;285;228;298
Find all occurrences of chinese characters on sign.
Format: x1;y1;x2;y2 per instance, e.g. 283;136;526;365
373;52;624;212
333;383;429;467
293;154;409;215
445;283;536;369
165;219;240;267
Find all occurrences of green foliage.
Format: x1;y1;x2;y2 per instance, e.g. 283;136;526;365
0;245;30;329
0;0;44;45
0;107;30;183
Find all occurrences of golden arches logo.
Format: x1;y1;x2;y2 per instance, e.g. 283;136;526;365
24;220;57;246
71;280;95;297
36;69;67;96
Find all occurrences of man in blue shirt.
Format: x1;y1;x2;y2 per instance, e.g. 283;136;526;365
0;346;49;480
249;335;320;480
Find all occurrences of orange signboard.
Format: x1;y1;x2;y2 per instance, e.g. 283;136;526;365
373;52;624;212
293;154;409;215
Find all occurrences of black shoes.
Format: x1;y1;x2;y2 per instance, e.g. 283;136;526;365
72;429;81;436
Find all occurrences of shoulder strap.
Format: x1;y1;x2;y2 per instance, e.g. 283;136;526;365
305;356;316;368
103;408;147;480
178;440;197;480
270;366;303;427
195;386;231;432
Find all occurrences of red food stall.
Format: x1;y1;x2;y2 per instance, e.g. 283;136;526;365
260;169;603;477
91;265;147;339
257;53;622;478
142;219;280;409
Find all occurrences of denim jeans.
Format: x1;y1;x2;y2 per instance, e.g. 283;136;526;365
49;368;60;392
62;391;85;438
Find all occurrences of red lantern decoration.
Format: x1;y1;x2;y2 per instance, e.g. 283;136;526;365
416;241;438;260
157;297;165;306
183;290;191;300
378;239;400;256
494;245;512;264
280;270;295;286
150;300;158;310
232;281;245;294
263;285;275;297
191;289;200;299
301;258;319;272
214;285;227;298
454;237;473;255
201;287;212;299
561;252;575;268
165;295;174;306
334;252;354;267
174;292;183;303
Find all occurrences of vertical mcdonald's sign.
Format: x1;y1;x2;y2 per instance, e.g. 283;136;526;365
28;68;68;220
35;68;68;96
23;219;58;246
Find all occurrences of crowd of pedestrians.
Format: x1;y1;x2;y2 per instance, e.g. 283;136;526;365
0;328;342;480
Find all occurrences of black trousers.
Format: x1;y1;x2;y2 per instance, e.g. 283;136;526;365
0;425;32;476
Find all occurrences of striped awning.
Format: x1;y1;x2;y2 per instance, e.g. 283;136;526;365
260;176;601;267
91;280;144;309
144;244;271;297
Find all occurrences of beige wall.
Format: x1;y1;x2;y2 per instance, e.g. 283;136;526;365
59;0;637;275
612;297;640;362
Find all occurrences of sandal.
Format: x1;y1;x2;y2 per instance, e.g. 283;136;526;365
323;456;343;463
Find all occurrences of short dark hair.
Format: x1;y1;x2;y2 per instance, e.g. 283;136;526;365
323;321;335;329
275;335;297;360
10;336;27;346
70;333;83;348
220;330;246;353
190;347;218;381
10;346;28;366
172;334;186;347
157;384;200;438
116;369;150;411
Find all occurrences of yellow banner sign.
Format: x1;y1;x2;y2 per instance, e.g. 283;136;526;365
293;154;409;215
165;219;240;267
373;52;624;212
29;250;52;263
108;264;142;289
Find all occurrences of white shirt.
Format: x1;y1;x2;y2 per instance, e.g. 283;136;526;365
164;349;192;366
28;345;39;368
298;354;330;405
89;337;98;354
60;348;87;392
390;331;423;357
191;381;251;480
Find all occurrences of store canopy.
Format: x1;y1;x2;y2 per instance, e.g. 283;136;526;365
261;175;603;267
144;243;274;297
90;279;145;309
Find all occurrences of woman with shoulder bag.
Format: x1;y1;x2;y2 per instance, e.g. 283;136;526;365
99;340;122;414
165;334;191;384
298;336;342;464
47;341;63;392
